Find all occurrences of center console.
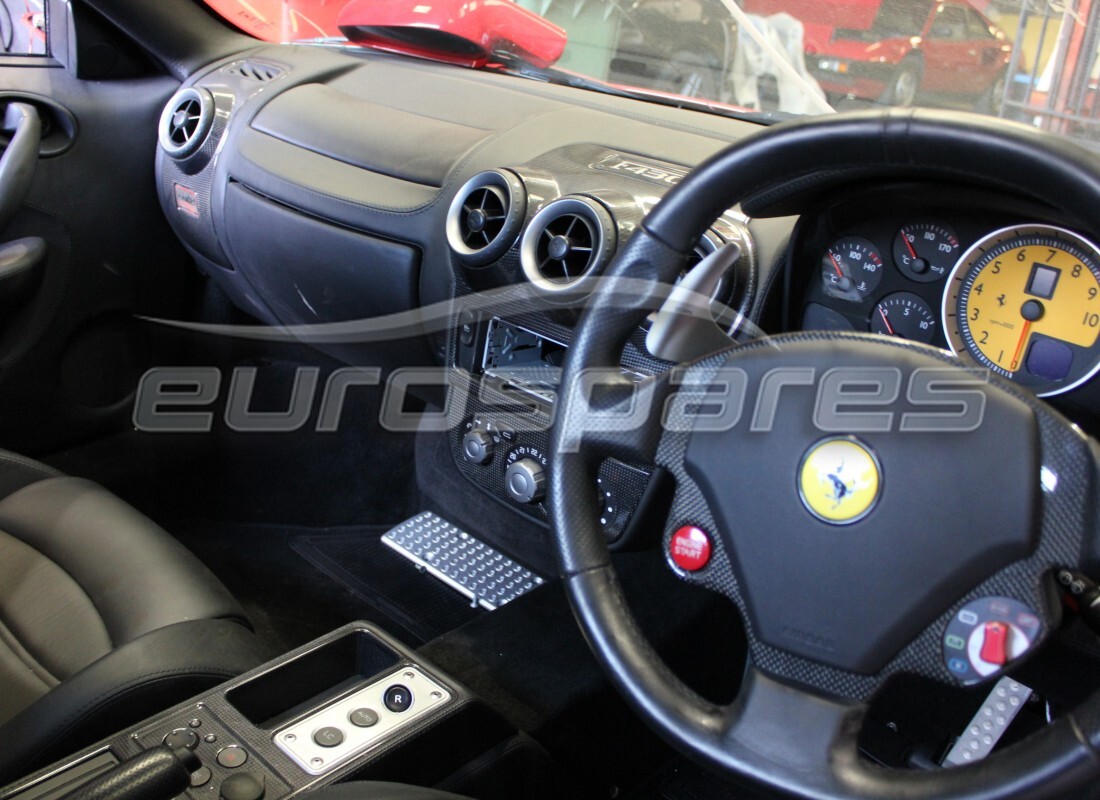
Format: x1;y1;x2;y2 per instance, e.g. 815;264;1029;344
442;144;757;547
452;314;660;544
0;625;512;800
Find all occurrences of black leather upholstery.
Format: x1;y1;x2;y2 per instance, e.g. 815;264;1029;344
0;451;266;785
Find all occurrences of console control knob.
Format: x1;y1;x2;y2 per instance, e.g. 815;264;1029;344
505;458;546;504
384;684;413;713
216;746;248;769
312;726;344;748
220;773;265;800
163;729;199;750
463;429;495;465
979;621;1010;666
349;708;379;727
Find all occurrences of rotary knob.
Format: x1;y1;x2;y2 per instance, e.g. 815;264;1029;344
462;429;495;464
504;458;546;504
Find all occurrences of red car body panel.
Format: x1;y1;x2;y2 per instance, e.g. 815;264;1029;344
198;0;568;72
201;0;345;42
337;0;567;69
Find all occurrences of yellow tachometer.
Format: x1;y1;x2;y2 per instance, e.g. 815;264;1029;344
943;225;1100;397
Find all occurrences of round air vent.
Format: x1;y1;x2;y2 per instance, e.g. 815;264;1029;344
519;196;616;294
158;87;215;160
446;170;527;266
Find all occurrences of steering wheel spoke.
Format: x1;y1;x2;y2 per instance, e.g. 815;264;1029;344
557;370;676;466
719;668;867;796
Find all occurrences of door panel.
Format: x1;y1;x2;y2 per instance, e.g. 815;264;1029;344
0;4;198;453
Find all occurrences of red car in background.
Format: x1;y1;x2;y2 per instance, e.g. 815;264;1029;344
747;0;1013;110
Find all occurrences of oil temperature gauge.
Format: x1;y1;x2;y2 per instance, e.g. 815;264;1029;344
870;292;937;343
822;237;883;302
893;222;960;282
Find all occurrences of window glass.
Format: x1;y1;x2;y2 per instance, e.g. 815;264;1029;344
192;0;1100;150
930;5;968;40
872;0;930;38
0;0;48;56
965;9;995;41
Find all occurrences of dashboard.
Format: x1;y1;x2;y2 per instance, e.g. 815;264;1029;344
151;43;770;542
150;41;1100;531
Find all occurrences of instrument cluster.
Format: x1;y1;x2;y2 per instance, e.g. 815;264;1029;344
808;220;958;346
797;193;1100;399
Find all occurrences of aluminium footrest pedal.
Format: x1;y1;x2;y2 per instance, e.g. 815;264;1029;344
942;676;1032;766
381;511;545;610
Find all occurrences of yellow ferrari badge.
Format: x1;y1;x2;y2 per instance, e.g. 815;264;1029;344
798;437;881;525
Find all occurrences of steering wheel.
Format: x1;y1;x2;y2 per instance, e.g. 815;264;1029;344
548;109;1100;799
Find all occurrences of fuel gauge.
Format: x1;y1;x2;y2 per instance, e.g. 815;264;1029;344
893;222;960;282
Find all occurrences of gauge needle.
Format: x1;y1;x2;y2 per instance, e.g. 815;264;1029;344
877;306;896;335
829;252;845;278
1010;320;1031;371
902;234;918;260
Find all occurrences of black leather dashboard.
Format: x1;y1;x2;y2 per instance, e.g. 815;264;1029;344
153;43;784;366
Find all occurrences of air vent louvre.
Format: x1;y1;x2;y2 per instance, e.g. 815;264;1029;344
158;87;215;160
167;98;201;145
459;187;508;249
641;230;736;332
519;197;616;294
446;170;527;266
228;61;286;82
533;212;596;285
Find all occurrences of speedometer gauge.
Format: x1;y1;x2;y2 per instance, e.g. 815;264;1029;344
943;224;1100;397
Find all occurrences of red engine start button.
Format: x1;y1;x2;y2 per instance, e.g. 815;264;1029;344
669;525;711;572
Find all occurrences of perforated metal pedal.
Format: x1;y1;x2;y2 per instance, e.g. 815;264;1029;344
942;676;1032;766
381;512;545;610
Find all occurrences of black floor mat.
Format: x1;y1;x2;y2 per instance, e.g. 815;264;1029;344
625;759;767;800
170;520;486;653
290;529;483;642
